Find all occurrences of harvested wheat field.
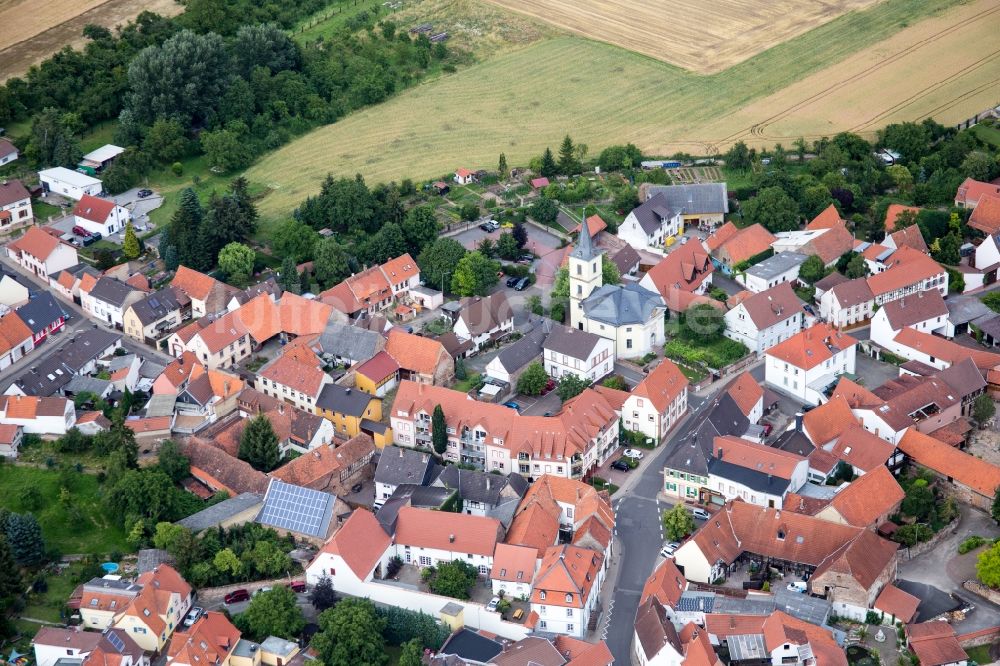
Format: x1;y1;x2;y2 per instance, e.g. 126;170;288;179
0;0;182;81
481;0;882;74
247;0;996;217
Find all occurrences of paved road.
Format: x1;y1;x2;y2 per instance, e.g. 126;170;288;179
602;392;709;662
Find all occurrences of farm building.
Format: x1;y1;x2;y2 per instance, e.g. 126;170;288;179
78;144;124;174
454;168;475;185
38;167;102;201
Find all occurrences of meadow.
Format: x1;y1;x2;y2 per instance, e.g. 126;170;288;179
246;0;992;218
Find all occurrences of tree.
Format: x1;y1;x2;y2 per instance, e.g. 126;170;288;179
498;153;508;177
556;374;589;401
793;137;807;163
880;122;931;164
312;598;388;666
978;541;1000;588
309;576;338;611
429;560;478;599
743;186;799;232
4;513;45;565
530;197;559;226
798;255;827;285
152;522;189;552
845;253;868;279
894;209;918;230
201;128;251;173
213;548;242;577
163;245;179;272
107;470;178;524
167;188;205;270
238;414;281;472
496;232;519;261
799;185;834;219
247;539;292;578
662;504;696;541
94;418;139;467
901;478;935;521
984;291;1000;313
313;238;352;289
558;135;580;175
231;23;300;78
459;203;480;222
683;303;725;340
418;238;466;293
974;394;996;426
238;586;304;640
157;440;189;483
724;141;752;171
401;206;440;255
122;222;141;260
451;251;499;297
932;232;961;266
613;186;639;214
280;256;299;293
218;242;255;285
0;536;23;614
398;639;423;666
143;118;188;163
886;165;914;194
272;219;319;263
431;405;447;455
539;147;557;178
602;256;620;285
512;223;528;249
962;150;1000;183
517;362;549;396
127;29;231;128
27;107;81;167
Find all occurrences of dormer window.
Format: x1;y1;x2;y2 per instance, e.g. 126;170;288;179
565;593;573;603
777;530;785;540
540;591;546;600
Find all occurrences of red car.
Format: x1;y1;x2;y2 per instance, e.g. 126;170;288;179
762;423;773;436
224;589;250;604
72;226;91;237
287;581;306;593
541;379;556;394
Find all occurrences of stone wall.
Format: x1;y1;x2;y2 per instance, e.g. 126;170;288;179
957;624;1000;648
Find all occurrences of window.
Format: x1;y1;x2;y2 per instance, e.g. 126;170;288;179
566;624;574;633
539;620;547;629
626;339;633;349
566;607;573;616
540;591;546;600
419;556;432;566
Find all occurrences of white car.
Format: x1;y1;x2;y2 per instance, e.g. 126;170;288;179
182;606;203;627
659;542;680;558
787;581;807;594
623;448;644;460
691;507;711;521
486;596;500;612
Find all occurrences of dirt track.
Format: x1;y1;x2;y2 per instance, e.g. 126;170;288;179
0;0;182;82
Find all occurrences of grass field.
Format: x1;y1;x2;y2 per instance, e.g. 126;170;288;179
246;0;993;218
0;0;183;81
0;465;128;555
972;122;1000;148
481;0;881;74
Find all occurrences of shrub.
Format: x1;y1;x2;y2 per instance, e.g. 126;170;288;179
171;162;183;176
960;536;988;554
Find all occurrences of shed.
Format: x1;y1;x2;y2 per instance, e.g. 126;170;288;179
38;167;102;201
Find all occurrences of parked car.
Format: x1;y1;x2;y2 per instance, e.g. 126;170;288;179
506;276;520;287
182;606;204;627
691;507;711;521
623;448;644;459
660;542;680;558
787;581;807;593
762;423;773;436
486;596;500;612
137;189;153;198
91;231;102;240
72;226;91;237
480;223;495;232
514;276;530;291
610;459;631;472
81;235;99;247
350;482;364;493
541;378;556;394
502;401;521;412
517;254;534;263
252;586;273;597
287;581;307;593
224;589;250;604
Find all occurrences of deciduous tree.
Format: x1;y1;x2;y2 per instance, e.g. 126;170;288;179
309;576;338;611
238;585;304;640
798;255;827;284
429;560;478;599
517;362;548;396
451;251;499;297
978;541;1000;588
157;440;189;483
312;598;388;666
418;238;466;293
313;238;352;289
743;186;799;233
556;374;589;401
845;253;868;279
974;394;996;426
662;504;696;541
530;197;558;226
218;242;255;286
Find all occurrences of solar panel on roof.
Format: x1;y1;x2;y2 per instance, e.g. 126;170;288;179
257;480;335;538
855;242;871;252
876;248;895;262
106;631;125;652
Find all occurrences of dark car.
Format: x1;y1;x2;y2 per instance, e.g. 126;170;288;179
224;589;250;604
137;189;153;198
91;232;102;240
517;254;534;264
506;276;519;287
502;401;521;412
610;460;631;472
287;581;307;593
541;378;556;394
514;277;530;291
350;482;363;493
81;235;99;247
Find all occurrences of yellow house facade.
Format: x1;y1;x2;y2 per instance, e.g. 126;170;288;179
315;384;382;439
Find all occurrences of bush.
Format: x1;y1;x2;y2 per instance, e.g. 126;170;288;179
960;536;988;554
171;162;183;176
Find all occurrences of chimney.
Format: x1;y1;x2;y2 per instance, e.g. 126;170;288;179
399;448;404;457
795;413;804;432
449;534;455;543
345;387;351;394
717;447;723;459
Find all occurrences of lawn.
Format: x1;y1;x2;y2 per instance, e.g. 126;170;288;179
22;560;95;623
965;645;991;665
665;336;749;371
971;123;1000;149
31;200;66;222
244;0;976;219
0;465;128;555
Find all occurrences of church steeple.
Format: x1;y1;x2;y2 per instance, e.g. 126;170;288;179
570;218;600;262
568;218;604;330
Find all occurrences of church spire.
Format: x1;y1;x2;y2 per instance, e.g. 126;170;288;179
570;217;600;261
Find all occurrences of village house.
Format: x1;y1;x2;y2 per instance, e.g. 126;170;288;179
0;309;34;370
765;324;857;405
723;282;803;355
0;179;33;233
542;323;614;383
6;328;121;397
633;602;723;666
179;438;269;496
352;350;400;397
673;501;898;621
166;612;240;666
390;380;620;479
374;446;439;505
528;544;605;638
490;543;537;599
111;564;193;652
77;576;142;630
955;177;1000;208
0;423;23;458
393;505;501;574
0;269;29;309
617;192;684;251
385;329;454;385
897;429;1000;511
433;465;527;516
6;226;78;280
305;509;391;590
311;320;385;367
819;278;874;327
320;253;420;318
81;277;144;328
884;224;928;253
233;293;333;349
0;395;75;435
622;359;689;442
870;290;949;351
452;292;514;350
705;223;776;275
640;242;714;314
866;246;948;306
272;433;376;493
706;435;809;509
32;628;103;666
170;266;233;319
16;293;67;347
173;365;244;428
486;325;546;386
737;251;808;293
122;287;190;344
644;182;729;229
0;139;19;166
38;167;102;200
812;466;905;529
881;326;1000;374
969;194;1000;236
73;194;129;237
315;384;383;441
906;622;969;666
167;310;252;369
255;346;332;412
222;390;335;455
703;612;847;666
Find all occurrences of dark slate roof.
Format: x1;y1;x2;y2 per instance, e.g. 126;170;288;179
582;282;663;326
570;221;602;261
707;457;791;495
136;549;174;575
375;483;455;533
232;278;282;306
438;629;503;663
64;375;113;396
772;430;815;457
543;322;602;361
315;384;372;417
946;295;995;327
177;492;264;531
663;392;748;476
814;272;850;292
936;357;987;398
12;328;121;395
745;252;809;281
435;466;525;506
494;325;546;373
62;328;122;371
89;277;139;307
628;192;676;235
647;183;729;216
12;354;73;395
129;287;187;325
374;446;438;487
610;243;641;274
315;321;382;361
15;292;66;335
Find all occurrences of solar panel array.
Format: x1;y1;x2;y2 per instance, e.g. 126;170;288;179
106;631;125;653
257;480;334;538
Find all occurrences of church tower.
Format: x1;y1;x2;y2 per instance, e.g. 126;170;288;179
568;221;605;330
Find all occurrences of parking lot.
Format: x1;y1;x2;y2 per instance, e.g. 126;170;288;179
450;223;565;287
516;389;563;416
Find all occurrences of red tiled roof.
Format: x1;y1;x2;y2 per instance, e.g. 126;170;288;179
874;583;919;623
898;429;1000;497
171;266;218;301
806;204;842;230
73;194;117;224
737;282;802;329
892;327;1000;370
884;204;921;232
530;544;603;608
640;557;686;608
866;247;944;298
642;243;713;301
956;177;1000;207
385;330;448;375
828;424;895;472
491;543;538;584
907;621;967;666
394;505;501;556
824;465;904;527
7;226;65;261
713;435;805;479
168;612;239;666
888;225;928;253
572;215;607;237
970;193;1000;236
802;396;858;446
766;323;856;371
315;509;389;578
713;224;776;265
0;179;29;207
631;359;688;413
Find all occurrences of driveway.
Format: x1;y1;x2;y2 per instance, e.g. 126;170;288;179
450;225;564;288
854;352;899;389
